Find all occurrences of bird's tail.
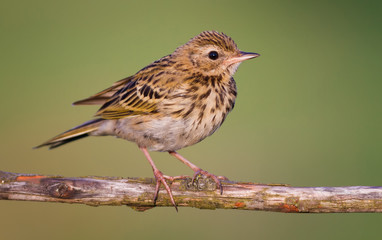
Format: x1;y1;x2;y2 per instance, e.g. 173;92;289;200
35;119;104;149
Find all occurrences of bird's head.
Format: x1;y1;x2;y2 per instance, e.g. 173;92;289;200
173;31;259;76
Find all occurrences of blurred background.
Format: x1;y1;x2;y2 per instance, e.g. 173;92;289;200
1;0;381;239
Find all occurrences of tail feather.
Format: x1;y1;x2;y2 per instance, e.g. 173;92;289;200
35;119;104;149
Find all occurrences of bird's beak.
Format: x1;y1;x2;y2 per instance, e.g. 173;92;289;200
225;51;260;65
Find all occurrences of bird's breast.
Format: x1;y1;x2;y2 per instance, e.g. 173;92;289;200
155;76;237;150
107;75;237;152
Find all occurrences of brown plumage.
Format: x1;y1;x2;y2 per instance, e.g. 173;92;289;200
36;31;259;210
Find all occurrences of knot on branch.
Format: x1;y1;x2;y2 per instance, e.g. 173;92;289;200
47;182;76;199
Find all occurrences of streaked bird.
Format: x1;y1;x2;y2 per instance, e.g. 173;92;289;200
36;31;259;210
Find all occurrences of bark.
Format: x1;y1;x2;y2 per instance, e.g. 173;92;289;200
1;170;381;212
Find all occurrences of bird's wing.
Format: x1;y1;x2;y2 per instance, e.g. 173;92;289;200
94;74;164;119
73;77;134;106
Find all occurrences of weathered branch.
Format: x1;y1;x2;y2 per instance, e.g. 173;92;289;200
1;170;381;212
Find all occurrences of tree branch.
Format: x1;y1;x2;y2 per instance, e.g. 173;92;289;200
1;170;381;212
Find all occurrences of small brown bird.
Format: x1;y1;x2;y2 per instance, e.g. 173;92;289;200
36;31;259;210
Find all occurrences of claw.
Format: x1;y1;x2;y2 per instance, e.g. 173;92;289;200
153;169;178;211
153;177;161;203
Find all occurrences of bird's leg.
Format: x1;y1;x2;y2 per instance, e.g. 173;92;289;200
168;151;226;194
140;147;178;211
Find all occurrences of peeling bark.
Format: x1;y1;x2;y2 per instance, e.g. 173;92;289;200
1;170;381;212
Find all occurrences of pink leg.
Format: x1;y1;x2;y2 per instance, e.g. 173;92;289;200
168;151;225;194
140;147;178;211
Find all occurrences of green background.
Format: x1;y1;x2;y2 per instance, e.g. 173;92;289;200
1;0;381;239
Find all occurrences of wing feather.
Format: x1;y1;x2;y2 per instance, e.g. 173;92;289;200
72;77;133;105
73;55;178;119
95;75;162;119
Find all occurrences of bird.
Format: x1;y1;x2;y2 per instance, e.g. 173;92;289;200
36;31;259;210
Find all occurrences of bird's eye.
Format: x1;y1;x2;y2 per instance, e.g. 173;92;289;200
208;51;219;60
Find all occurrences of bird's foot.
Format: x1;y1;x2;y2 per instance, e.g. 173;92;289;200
168;151;228;194
192;169;227;194
153;169;178;211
